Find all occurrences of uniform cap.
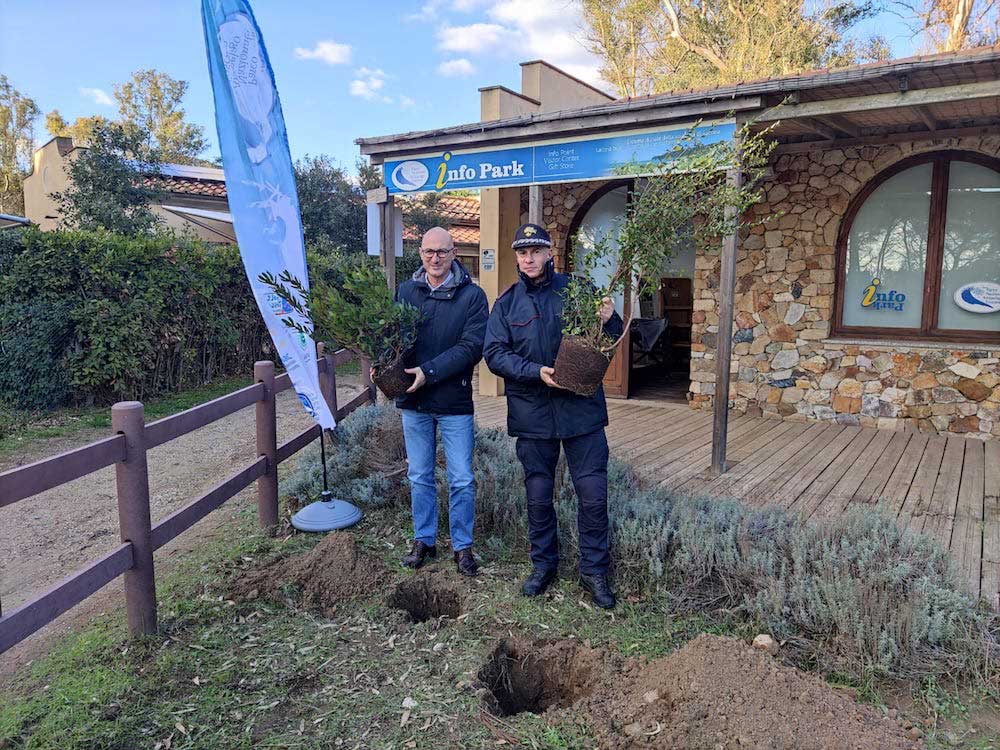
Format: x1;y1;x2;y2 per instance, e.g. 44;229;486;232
512;223;552;249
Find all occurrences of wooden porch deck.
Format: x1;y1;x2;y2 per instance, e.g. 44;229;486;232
474;396;1000;603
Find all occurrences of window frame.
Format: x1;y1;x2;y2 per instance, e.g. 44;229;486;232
832;150;1000;345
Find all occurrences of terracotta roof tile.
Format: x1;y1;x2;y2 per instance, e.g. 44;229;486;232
401;193;480;246
143;175;228;198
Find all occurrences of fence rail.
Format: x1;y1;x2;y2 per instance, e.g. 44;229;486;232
0;346;374;655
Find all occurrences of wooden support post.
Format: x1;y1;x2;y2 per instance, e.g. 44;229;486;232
711;168;744;475
112;401;157;637
317;343;339;417
361;356;376;403
381;195;396;292
528;184;543;226
254;361;279;529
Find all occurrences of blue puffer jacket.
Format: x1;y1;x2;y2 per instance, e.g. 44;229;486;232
395;260;489;416
483;260;624;439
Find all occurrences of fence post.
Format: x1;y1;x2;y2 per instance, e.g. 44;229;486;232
318;343;339;417
361;356;376;403
254;360;279;529
112;401;157;637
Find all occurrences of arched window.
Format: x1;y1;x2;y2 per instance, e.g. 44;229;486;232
834;151;1000;344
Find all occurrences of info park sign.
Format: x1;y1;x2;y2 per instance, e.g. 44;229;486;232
383;120;736;195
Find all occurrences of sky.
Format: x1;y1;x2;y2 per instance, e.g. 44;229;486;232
0;0;920;174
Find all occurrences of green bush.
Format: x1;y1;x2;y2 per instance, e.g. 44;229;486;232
0;228;269;409
285;403;1000;687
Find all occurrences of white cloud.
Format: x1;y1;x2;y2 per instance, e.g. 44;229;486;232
405;1;443;21
486;0;608;90
293;40;352;65
428;2;608;90
406;0;485;21
79;87;113;106
437;22;513;53
350;67;389;101
399;95;417;108
437;58;476;77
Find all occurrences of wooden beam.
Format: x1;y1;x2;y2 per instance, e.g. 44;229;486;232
818;114;860;137
757;79;1000;124
916;105;940;131
380;196;396;291
799;118;839;140
774;124;997;154
711;166;744;475
528;185;543;225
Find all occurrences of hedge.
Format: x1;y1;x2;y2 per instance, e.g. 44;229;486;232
0;228;269;409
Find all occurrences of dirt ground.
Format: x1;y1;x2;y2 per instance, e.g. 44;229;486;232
0;377;362;683
229;533;919;750
479;633;917;750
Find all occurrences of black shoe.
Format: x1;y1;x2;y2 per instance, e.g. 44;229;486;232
402;541;436;569
579;573;616;610
454;548;478;577
521;567;558;597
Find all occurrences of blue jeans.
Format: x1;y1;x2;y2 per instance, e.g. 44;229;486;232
400;410;475;551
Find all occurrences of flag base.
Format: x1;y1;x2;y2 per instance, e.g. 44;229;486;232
291;491;363;532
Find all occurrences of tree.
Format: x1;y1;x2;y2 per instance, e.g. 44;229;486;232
295;155;370;251
114;69;208;164
895;0;998;51
53;121;164;235
0;75;39;215
45;110;110;146
583;0;890;95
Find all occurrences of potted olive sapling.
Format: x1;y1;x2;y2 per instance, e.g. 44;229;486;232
260;264;422;399
552;122;775;396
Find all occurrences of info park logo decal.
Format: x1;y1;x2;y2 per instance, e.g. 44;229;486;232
390;151;527;193
954;282;1000;314
861;278;906;312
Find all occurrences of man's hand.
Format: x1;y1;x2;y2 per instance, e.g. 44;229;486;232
540;366;564;389
404;366;426;393
598;296;614;324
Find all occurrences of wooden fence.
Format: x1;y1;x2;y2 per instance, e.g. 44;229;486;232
0;346;373;655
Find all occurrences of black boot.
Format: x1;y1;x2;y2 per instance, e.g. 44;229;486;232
454;548;478;577
521;567;558;597
579;573;616;610
402;540;436;569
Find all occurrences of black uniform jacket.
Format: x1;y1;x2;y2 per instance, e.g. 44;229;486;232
483;260;623;439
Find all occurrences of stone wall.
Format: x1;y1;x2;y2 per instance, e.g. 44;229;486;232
522;182;610;272
689;134;1000;440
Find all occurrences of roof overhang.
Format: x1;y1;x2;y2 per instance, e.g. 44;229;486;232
161;204;235;242
357;47;1000;165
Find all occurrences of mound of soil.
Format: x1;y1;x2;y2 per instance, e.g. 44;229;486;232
233;532;386;616
583;634;915;750
552;336;612;397
479;634;915;749
373;358;415;400
479;638;604;717
388;572;462;623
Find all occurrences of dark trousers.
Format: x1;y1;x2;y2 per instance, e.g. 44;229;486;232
514;429;611;576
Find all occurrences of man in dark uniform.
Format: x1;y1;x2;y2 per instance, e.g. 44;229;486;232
483;223;622;609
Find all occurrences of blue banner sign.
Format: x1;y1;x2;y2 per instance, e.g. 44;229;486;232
202;0;335;430
385;121;736;194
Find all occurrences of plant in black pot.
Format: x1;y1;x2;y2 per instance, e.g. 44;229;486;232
552;121;776;397
260;264;421;399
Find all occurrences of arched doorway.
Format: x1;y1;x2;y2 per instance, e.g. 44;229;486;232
567;181;696;401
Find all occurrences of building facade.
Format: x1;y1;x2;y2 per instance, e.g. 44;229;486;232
367;51;1000;442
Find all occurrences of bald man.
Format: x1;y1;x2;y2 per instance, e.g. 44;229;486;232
393;227;489;576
